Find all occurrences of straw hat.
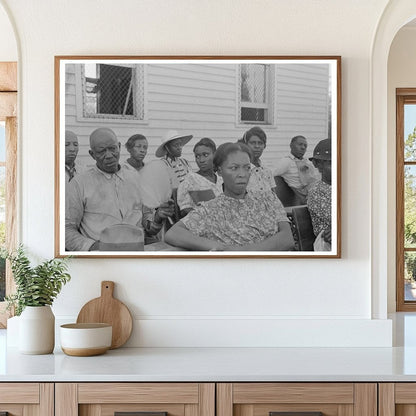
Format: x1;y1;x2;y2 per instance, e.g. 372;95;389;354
99;224;144;251
155;130;193;157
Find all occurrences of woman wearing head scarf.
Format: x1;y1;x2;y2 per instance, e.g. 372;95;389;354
240;126;276;193
165;142;294;251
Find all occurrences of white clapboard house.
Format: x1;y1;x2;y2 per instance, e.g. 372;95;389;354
64;61;331;171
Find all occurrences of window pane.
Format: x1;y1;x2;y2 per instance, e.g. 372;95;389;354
0;122;5;163
84;64;134;117
405;252;416;301
404;104;416;162
0;164;4;302
241;64;267;104
241;107;266;123
405;165;416;248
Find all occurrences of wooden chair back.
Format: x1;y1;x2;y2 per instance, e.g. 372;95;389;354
274;175;302;207
291;205;315;251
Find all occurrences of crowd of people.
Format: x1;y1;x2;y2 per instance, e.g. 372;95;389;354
64;126;332;252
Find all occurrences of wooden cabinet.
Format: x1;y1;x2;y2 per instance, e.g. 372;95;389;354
379;383;416;416
55;383;215;416
1;380;410;416
217;383;377;416
0;383;53;415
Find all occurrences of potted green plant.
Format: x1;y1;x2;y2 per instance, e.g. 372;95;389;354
2;245;71;354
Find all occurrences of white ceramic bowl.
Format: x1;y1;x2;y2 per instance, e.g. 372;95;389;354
60;323;112;356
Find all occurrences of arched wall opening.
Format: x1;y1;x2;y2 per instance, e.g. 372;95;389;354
387;20;416;313
371;0;416;318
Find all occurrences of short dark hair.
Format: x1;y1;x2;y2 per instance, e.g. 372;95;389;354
290;135;307;145
242;126;267;146
213;142;253;171
125;134;147;151
193;137;216;153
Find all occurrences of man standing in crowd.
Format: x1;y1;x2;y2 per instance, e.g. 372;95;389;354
65;127;163;251
65;130;86;183
273;135;320;204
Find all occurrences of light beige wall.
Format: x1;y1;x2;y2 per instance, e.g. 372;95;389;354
0;0;395;346
0;3;16;61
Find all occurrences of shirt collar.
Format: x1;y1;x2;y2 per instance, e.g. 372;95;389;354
93;164;124;180
289;154;305;161
165;154;179;163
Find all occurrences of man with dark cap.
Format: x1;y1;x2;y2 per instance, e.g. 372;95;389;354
307;138;332;251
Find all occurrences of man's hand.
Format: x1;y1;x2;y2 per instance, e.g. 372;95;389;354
155;200;175;224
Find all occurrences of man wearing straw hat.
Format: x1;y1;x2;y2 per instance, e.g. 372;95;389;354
156;130;193;188
139;130;193;228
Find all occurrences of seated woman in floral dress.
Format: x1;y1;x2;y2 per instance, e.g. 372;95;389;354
165;142;295;251
177;137;223;218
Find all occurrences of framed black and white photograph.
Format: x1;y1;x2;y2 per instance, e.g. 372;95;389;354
55;56;341;258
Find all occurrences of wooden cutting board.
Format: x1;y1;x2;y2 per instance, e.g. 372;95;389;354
76;281;133;349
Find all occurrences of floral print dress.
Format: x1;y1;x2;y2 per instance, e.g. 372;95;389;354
181;191;289;247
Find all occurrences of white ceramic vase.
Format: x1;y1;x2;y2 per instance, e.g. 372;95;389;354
18;305;55;354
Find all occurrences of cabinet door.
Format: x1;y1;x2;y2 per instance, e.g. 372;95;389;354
379;383;416;416
0;383;53;415
55;383;215;416
217;383;377;416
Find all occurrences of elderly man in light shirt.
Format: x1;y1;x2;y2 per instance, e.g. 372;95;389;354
273;135;320;204
65;127;166;251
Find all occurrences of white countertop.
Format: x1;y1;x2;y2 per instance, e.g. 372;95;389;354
2;345;416;382
3;313;416;382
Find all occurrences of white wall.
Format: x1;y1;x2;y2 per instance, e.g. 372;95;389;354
0;0;394;347
0;2;16;61
387;26;416;312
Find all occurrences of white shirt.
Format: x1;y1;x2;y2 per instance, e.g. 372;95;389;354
273;154;320;193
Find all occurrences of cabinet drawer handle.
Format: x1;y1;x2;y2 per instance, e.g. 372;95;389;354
115;412;168;416
270;413;323;416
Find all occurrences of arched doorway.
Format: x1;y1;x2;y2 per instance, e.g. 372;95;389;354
371;1;416;318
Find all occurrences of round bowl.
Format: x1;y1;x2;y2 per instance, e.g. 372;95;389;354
60;323;112;356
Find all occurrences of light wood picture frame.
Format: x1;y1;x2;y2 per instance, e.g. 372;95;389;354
55;56;341;258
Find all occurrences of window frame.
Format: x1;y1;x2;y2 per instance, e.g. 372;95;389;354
237;63;276;126
75;63;148;124
0;61;18;327
396;88;416;311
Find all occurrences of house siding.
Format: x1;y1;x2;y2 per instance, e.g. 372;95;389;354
65;62;331;170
